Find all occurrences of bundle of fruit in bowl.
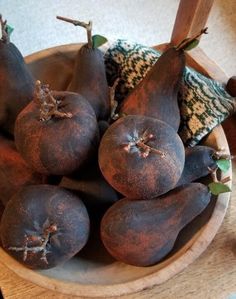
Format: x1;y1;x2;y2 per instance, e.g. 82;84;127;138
0;14;234;270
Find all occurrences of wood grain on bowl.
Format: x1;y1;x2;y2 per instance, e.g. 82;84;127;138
0;43;232;298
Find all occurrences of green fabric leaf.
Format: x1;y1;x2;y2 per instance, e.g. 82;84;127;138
183;39;199;51
216;159;230;173
92;35;107;48
208;182;231;195
6;24;14;36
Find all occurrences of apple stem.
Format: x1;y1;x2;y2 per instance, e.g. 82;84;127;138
8;223;57;264
34;80;73;121
0;15;9;43
57;16;93;49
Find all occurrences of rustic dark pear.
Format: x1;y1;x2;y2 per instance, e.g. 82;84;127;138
0;15;34;135
0;134;46;206
226;76;236;97
0;185;90;269
118;29;208;131
175;145;218;187
60;163;120;220
14;81;99;175
101;182;211;266
98;115;185;199
57;16;110;120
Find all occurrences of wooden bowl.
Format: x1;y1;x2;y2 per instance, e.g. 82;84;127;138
0;44;232;298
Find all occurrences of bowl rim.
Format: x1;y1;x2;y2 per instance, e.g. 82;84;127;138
0;44;232;298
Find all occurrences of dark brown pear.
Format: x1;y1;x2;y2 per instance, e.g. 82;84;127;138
0;15;34;135
226;76;236;97
176;145;218;187
60;163;120;220
57;16;110;120
101;183;211;266
118;29;208;131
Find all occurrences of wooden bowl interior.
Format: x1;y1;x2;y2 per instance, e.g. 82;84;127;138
0;44;232;298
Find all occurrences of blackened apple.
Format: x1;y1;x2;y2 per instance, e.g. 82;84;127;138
0;184;90;269
98;115;185;199
14;81;99;175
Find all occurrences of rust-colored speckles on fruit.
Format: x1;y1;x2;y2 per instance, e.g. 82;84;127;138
98;115;185;199
101;183;211;266
0;185;90;269
118;47;185;132
14;89;99;175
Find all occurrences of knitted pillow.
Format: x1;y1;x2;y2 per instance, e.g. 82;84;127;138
100;40;236;146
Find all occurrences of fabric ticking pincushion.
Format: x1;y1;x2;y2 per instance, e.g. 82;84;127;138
100;40;236;146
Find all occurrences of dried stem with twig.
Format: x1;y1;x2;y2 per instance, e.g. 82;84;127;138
34;80;72;121
0;14;9;43
57;16;93;48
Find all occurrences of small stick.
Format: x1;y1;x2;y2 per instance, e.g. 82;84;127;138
8;223;57;264
57;16;93;48
213;149;236;160
124;131;165;158
208;167;231;184
136;141;165;158
176;27;208;51
34;80;72;121
220;176;231;184
0;14;9;43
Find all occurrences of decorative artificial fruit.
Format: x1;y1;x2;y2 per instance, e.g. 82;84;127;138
14;81;99;175
60;164;120;220
100;182;211;266
0;134;46;206
57;16;110;120
226;76;236;97
118;29;208;131
98;115;185;199
176;145;232;195
0;15;34;135
176;145;217;187
0;185;90;269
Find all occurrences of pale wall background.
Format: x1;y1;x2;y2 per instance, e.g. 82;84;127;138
1;0;235;77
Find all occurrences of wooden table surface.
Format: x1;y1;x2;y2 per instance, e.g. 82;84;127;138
0;117;236;299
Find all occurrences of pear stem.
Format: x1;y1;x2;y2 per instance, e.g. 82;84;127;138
213;149;236;161
34;80;73;121
57;16;93;48
0;15;9;43
208;167;231;184
124;131;165;158
176;27;208;51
